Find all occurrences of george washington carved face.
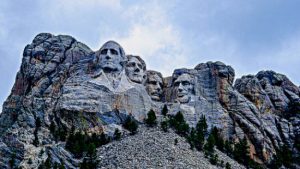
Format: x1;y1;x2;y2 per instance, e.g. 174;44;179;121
97;41;126;73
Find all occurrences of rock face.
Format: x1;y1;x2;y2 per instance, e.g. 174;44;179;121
0;33;299;168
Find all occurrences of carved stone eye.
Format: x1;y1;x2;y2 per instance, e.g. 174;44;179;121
100;49;108;55
110;49;118;55
128;62;136;67
182;81;190;86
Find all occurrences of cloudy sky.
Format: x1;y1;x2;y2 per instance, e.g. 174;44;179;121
1;0;300;111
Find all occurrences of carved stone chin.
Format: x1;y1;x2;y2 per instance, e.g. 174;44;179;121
174;73;194;104
126;55;146;84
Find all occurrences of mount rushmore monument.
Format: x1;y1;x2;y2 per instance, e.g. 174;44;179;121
0;33;299;168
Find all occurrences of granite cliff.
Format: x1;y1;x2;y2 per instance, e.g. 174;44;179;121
0;33;299;168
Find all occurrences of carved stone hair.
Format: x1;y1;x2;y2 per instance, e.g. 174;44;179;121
94;40;127;68
126;55;146;71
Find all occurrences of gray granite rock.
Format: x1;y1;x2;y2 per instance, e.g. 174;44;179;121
0;33;299;168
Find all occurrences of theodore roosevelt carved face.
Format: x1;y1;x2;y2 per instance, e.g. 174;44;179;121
146;71;163;101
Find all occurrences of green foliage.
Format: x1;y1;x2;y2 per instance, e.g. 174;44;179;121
224;140;233;157
113;128;121;140
196;115;208;136
204;132;216;156
174;138;178;145
233;137;250;166
160;120;169;132
211;127;224;151
9;152;16;168
65;130;109;158
49;121;67;142
187;127;196;150
44;154;52;169
145;109;157;127
269;144;293;168
123;116;139;135
169;111;190;136
161;104;168;116
209;154;218;165
80;157;98;169
193;115;208;151
225;162;231;169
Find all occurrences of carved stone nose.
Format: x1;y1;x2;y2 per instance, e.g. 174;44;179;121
105;55;111;60
134;67;140;72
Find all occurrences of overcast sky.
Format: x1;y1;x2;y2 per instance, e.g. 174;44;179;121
1;0;300;112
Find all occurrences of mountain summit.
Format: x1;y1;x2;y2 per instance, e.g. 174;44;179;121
0;33;299;168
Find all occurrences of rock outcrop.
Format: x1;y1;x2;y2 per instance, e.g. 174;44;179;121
0;33;299;168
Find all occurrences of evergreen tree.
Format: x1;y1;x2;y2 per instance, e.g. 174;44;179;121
269;144;293;168
161;104;168;116
204;132;216;156
114;128;121;140
169;111;190;136
209;153;218;165
44;154;52;169
233;137;250;166
123;116;138;135
224;140;233;157
225;162;231;169
9;152;16;168
194;115;208;150
160;120;169;132
145;109;157;126
211;126;224;151
196;115;208;136
187;127;196;150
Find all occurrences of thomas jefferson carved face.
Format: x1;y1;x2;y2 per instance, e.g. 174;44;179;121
146;71;163;101
174;73;194;103
98;41;125;73
126;55;146;84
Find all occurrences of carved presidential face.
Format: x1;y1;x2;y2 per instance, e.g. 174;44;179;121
98;41;125;72
174;73;194;103
146;72;163;101
126;56;146;84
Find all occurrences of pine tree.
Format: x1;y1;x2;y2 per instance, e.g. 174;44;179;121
169;111;190;136
161;104;168;116
123;116;138;135
225;162;231;169
145;109;157;126
224;140;233;157
233;137;250;166
204;132;216;156
187;127;196;150
9;152;16;168
160;120;169;132
44;154;52;169
211;126;224;151
114;128;121;140
196;115;208;136
209;153;218;165
194;115;208;150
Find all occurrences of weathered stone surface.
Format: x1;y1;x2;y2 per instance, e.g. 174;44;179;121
0;33;299;168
